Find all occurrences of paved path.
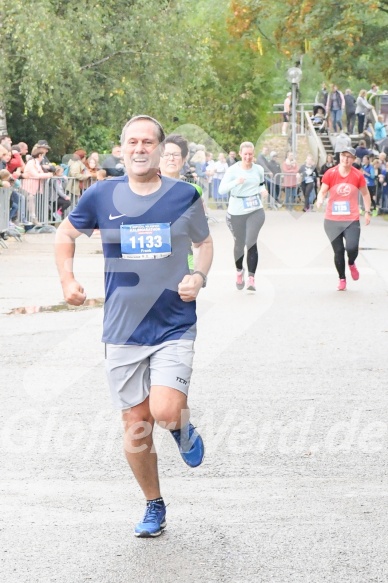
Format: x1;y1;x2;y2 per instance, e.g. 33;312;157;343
1;211;388;582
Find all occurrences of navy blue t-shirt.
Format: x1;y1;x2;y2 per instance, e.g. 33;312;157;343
68;176;209;346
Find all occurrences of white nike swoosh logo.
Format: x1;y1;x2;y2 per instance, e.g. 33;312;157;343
109;213;126;220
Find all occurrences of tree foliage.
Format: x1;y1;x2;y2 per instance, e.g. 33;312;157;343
2;0;387;156
184;0;281;150
1;0;212;155
229;0;388;81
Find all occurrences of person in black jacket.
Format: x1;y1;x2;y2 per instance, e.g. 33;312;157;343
102;145;125;177
299;154;319;212
344;89;356;134
256;146;272;193
267;151;282;206
320;154;336;178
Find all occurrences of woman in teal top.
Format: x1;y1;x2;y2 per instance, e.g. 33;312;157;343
219;141;268;292
374;115;387;141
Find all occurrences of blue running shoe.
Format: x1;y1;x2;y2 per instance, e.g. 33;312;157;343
134;500;167;538
170;423;205;468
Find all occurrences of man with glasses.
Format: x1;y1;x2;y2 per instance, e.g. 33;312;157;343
317;147;371;291
55;116;213;538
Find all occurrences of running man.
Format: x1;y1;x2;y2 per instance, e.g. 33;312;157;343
316;146;371;291
55;115;213;537
218;141;267;292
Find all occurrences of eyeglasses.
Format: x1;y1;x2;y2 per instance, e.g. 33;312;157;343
161;152;181;159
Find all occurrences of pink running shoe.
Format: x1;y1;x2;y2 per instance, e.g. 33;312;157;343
337;279;347;291
236;269;245;290
349;262;359;280
246;275;256;291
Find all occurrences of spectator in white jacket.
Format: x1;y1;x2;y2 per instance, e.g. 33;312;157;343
355;89;373;134
212;153;229;208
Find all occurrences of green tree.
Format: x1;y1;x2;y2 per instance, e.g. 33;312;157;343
181;0;280;151
1;0;290;155
231;0;388;82
1;0;213;156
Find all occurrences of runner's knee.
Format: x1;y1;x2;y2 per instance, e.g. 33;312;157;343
122;401;154;435
150;399;189;429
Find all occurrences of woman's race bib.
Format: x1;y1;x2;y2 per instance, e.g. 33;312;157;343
332;201;350;215
242;195;260;209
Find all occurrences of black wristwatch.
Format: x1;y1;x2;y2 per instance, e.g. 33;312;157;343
192;270;207;288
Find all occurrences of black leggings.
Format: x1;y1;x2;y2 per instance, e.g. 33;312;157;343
302;182;315;210
324;219;360;279
368;185;376;210
226;209;265;275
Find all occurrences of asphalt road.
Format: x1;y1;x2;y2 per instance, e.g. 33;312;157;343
1;210;388;583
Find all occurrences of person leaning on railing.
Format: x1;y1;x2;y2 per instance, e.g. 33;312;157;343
0;170;22;227
86;155;100;182
66;149;92;201
22;147;53;224
282;151;299;210
50;166;71;221
0;144;9;170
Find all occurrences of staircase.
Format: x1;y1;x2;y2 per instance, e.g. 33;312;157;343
320;133;334;156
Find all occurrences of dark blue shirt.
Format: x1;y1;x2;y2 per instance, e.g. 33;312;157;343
68;176;209;345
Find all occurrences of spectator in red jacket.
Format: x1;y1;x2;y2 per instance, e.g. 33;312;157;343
7;145;25;177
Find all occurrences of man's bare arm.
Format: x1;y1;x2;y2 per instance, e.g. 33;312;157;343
178;235;213;302
55;218;87;305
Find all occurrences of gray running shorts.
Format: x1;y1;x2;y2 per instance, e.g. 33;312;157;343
104;339;195;410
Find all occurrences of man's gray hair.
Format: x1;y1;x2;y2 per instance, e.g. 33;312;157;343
120;115;165;146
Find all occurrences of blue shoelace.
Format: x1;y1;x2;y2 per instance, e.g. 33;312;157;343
142;502;164;523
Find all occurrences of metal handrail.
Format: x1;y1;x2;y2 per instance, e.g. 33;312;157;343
269;103;316;136
304;112;327;168
272;102;316;112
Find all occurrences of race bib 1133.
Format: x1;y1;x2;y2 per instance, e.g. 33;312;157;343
120;223;172;260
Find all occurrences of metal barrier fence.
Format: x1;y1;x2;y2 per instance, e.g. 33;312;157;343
264;172;388;213
11;176;96;225
0;188;11;231
0;188;11;247
207;172;306;211
2;175;387;236
264;172;304;210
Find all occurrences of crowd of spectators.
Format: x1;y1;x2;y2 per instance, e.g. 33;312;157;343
1;115;388;237
314;82;388;138
315;142;388;214
0;135;123;229
249;140;388;214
